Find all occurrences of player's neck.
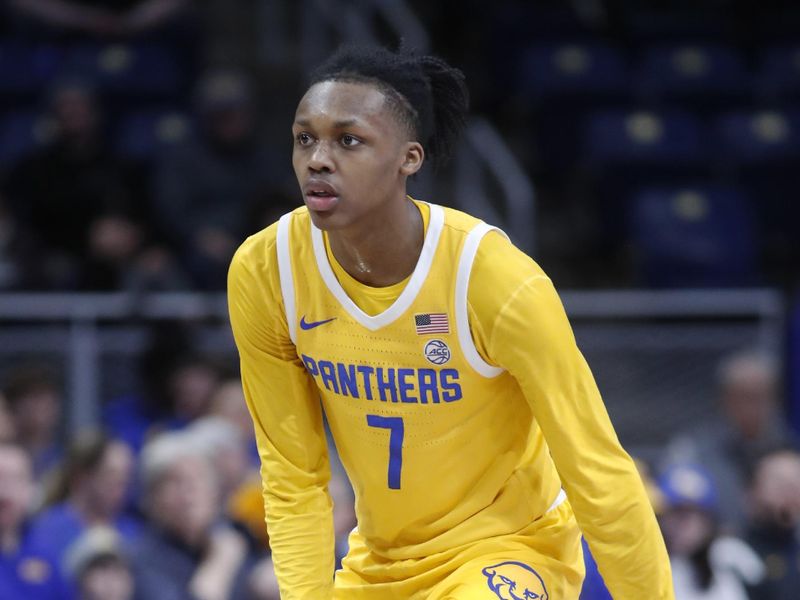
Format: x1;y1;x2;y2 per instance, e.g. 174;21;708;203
328;196;423;287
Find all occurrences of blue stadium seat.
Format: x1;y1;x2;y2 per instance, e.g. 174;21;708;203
628;185;759;287
713;109;800;275
63;43;184;100
114;110;193;162
635;44;750;108
714;109;800;165
583;109;709;244
485;6;600;117
0;40;63;97
518;42;629;100
0;112;55;170
758;45;800;102
519;42;631;171
584;109;706;168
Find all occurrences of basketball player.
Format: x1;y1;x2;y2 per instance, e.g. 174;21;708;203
228;45;673;599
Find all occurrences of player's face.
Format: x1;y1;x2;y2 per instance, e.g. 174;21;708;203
292;80;423;230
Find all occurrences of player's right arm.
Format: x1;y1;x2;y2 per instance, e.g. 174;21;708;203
228;227;335;599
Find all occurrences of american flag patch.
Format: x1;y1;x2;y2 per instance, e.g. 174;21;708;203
415;313;450;335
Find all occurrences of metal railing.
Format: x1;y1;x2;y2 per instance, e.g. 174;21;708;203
0;289;786;445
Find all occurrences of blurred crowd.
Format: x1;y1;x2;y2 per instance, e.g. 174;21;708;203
2;341;799;599
0;329;357;600
0;69;292;292
0;0;296;293
1;0;800;293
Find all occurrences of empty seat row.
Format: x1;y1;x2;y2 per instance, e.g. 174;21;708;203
628;184;759;288
0;109;192;168
518;42;800;103
583;108;800;166
0;40;186;98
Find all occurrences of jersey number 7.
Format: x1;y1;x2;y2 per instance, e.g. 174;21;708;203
366;415;404;490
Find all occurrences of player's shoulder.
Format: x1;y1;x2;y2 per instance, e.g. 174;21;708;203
431;201;547;282
438;204;537;261
439;203;485;237
469;225;549;295
477;230;547;278
231;205;309;269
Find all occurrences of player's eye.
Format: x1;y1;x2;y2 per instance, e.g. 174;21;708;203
341;134;362;147
295;132;314;146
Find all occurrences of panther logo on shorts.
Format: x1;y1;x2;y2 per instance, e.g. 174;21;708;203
482;561;549;600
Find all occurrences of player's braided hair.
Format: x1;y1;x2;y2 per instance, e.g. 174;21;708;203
309;44;469;168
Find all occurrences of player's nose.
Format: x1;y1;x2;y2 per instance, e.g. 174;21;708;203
308;140;335;173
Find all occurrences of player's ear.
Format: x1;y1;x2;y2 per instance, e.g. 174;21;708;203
400;141;424;176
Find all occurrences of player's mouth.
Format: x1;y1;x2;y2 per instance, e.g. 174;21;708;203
304;179;340;212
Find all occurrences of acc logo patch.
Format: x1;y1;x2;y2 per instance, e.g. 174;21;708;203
423;339;450;365
483;561;549;600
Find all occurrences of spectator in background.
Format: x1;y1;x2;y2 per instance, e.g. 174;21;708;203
0;193;47;290
8;0;188;38
665;350;797;532
84;210;188;292
65;526;134;600
186;416;268;554
246;556;280;600
0;442;72;599
153;69;288;289
208;378;259;466
2;78;150;289
105;340;223;453
209;378;253;443
2;363;63;477
29;431;139;566
156;353;222;432
660;463;764;599
105;326;190;451
745;448;800;599
204;386;268;549
186;417;252;507
132;431;251;600
0;392;15;442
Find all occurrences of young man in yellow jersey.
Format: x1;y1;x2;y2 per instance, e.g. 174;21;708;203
228;45;674;599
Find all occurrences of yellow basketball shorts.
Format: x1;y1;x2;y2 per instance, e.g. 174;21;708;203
333;498;585;599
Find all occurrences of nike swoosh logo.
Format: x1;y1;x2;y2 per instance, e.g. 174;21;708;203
299;316;336;330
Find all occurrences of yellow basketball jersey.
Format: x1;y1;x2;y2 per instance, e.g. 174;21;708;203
276;202;564;560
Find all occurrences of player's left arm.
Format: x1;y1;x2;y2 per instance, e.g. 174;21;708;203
473;235;674;599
